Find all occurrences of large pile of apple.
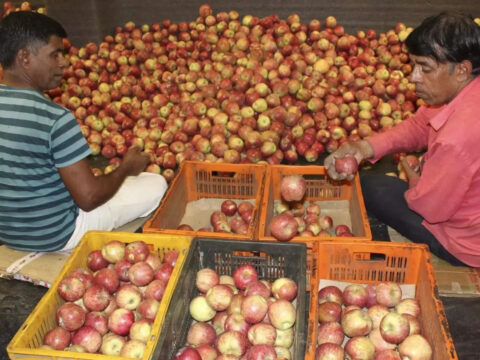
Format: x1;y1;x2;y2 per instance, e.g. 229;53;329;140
314;282;432;360
45;4;421;179
174;264;299;359
40;239;179;358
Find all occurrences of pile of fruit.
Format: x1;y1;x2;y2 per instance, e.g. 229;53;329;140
44;4;423;179
175;265;299;359
177;199;255;234
40;240;179;358
269;175;352;241
314;282;432;360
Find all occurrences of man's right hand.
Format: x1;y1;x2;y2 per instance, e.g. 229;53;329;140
121;146;150;176
324;140;374;180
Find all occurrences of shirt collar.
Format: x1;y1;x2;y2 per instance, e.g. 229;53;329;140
429;76;480;131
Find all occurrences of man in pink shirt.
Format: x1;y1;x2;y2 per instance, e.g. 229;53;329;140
325;12;480;267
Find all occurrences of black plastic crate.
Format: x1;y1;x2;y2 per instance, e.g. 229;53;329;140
153;238;307;360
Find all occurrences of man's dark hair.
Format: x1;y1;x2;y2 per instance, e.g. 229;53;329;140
405;12;480;75
0;11;67;69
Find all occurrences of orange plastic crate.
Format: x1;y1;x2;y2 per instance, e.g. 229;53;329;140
257;165;372;289
305;240;458;360
143;161;267;240
7;231;192;360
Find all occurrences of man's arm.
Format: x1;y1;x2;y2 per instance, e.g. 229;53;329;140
59;146;150;212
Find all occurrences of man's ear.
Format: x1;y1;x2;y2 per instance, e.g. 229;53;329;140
455;60;473;82
16;48;31;68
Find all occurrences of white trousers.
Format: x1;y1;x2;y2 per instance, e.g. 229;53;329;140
61;172;168;252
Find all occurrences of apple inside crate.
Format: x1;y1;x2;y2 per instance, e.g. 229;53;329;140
305;240;458;360
142;161;267;240
152;238;308;360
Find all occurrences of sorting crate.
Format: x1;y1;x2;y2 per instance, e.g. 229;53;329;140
142;161;267;240
7;231;193;360
305;240;458;360
152;237;307;360
257;165;372;289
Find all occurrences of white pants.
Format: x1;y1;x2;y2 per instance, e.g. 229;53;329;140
61;172;168;252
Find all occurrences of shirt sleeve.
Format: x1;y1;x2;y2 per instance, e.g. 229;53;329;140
50;111;92;168
405;142;475;223
367;106;433;163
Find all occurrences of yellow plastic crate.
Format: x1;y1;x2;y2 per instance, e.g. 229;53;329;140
7;231;192;360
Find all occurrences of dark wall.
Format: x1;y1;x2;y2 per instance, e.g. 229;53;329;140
6;0;480;47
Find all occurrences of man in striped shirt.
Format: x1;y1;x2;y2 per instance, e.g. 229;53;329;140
0;12;167;252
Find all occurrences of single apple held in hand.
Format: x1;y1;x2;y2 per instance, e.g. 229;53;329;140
335;155;358;175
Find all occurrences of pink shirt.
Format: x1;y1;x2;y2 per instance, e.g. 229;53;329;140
368;77;480;266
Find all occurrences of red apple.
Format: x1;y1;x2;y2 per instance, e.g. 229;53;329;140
163;250;179;267
187;322;217;347
341;308;373;337
71;326;102;353
84;311;108;336
398;334;432;360
115;283;143;310
245;344;277;360
129;318;153;343
233;264;258;290
368;304;391;329
271;277;297;301
221;200;238;216
108;308;135;336
343;284;368;307
100;333;126;356
379;312;410;344
196;268;220;293
242;295;269;324
206;284;234;311
365;284;378;307
345;336;376;360
317;301;342;323
137;298;160;320
225;313;251;336
395;298;420;317
56;302;86;331
370;328;397;352
94;267;119;293
373;349;402;360
247;323;277;346
87;250;109;271
216;330;248;357
83;285;111;312
101;240;126;263
318;285;343;305
114;259;132;282
145;279;167;301
124;240;150;263
174;346;202;360
317;321;344;345
43;326;71;350
269;213;298;242
120;339;146;358
315;342;345;360
128;261;154;286
196;344;218;360
376;282;402;307
268;299;296;330
280;175;306;202
145;253;162;273
245;280;271;299
58;275;86;302
335;155;358;175
155;262;174;283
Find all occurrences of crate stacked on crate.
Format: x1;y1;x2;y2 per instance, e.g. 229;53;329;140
257;165;372;289
152;238;307;360
143;161;267;241
306;240;458;360
7;231;192;360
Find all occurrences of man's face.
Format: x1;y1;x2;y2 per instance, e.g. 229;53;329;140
409;54;462;106
26;35;66;91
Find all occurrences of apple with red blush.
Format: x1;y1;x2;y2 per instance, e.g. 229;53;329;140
43;326;71;350
87;250;109;271
271;277;297;301
71;325;102;353
187;322;217;347
343;283;368;307
233;264;258;290
318;285;343;305
124;240;150;263
58;275;86;302
316;321;344;345
196;268;220;293
108;308;135;336
128;261;154;286
56;302;86;331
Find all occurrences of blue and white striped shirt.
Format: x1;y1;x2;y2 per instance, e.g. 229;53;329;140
0;85;91;251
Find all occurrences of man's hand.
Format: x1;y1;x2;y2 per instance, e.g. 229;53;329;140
399;157;420;183
324;140;374;180
121;146;150;176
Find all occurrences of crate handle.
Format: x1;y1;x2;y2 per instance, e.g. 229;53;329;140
352;252;386;262
211;170;238;178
